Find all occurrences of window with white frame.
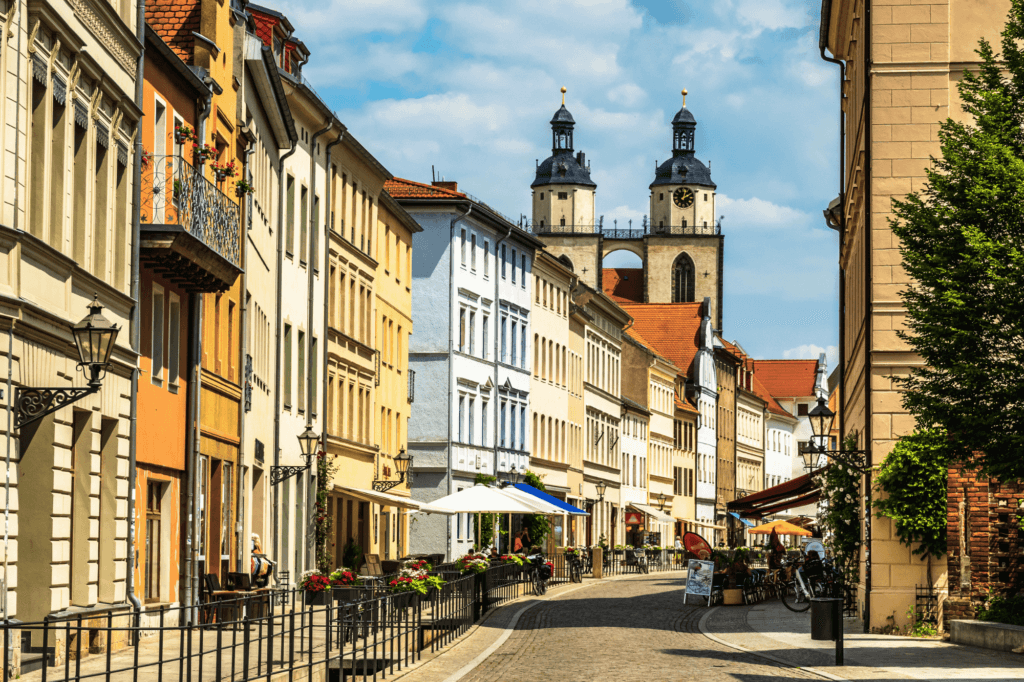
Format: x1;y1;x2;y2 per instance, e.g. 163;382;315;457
151;284;165;385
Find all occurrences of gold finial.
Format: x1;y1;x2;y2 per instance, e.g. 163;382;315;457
561;86;567;105
682;89;688;107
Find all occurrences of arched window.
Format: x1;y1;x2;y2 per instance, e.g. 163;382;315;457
558;255;574;272
672;252;696;303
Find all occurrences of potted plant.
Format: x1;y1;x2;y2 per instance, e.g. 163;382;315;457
211;159;237;182
175;122;196;145
329;568;363;602
235;179;255;197
192;142;216;165
457;553;490;575
299;570;330;606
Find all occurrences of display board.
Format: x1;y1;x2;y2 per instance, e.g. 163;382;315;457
685;559;715;606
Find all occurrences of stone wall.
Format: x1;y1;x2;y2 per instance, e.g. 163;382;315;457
945;465;1023;627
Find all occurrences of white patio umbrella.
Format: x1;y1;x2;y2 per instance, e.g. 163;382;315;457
417;484;544;514
501;485;565;514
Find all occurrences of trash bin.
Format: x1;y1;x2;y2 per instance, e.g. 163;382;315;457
810;597;843;641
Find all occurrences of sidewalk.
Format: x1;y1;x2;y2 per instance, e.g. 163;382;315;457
702;599;1024;680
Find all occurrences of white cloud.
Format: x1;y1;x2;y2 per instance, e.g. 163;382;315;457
782;344;839;367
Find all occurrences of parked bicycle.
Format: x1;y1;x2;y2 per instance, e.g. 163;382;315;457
624;546;648;574
526;552;550;595
566;548;584;583
779;556;821;612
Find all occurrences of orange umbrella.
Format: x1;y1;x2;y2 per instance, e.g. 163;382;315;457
747;519;813;537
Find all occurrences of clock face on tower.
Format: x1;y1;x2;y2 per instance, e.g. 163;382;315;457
673;187;695;208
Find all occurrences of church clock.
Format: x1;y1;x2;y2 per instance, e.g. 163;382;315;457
673;187;694;208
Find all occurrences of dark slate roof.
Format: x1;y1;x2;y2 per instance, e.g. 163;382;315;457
650;153;716;189
532;151;596;188
551;105;575;124
673;106;696;125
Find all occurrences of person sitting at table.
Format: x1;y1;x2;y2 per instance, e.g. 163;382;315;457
727;554;754;588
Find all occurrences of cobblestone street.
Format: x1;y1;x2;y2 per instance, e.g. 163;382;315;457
403;573;820;682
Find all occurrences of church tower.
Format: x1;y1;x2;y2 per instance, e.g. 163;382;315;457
650;90;717;231
530;88;602;289
531;87;597;231
642;91;723;329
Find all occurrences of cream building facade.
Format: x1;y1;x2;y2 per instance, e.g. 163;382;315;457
0;0;140;646
818;0;1006;629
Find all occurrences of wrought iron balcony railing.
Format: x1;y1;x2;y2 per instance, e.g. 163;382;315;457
140;154;241;268
528;217;722;238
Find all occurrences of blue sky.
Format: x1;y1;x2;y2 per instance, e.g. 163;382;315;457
286;0;841;365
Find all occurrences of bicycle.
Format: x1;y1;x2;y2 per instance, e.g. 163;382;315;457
779;557;820;612
526;553;548;595
566;550;584;583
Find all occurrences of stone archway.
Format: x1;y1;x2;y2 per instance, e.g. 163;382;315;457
600;240;644;261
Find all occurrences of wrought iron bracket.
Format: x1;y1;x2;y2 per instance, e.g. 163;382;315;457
271;465;308;486
372;473;406;493
816;447;871;473
15;385;99;429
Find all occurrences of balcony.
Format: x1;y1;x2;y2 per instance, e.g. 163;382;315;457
140;154;242;293
528;217;722;238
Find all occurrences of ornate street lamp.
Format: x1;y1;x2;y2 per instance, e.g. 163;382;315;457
372;448;414;493
656;492;668;511
808;396;836;450
16;296;120;428
507;463;521;486
595;479;607;503
271;426;320;486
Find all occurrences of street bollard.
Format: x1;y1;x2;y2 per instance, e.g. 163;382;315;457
593;547;603;579
810;597;844;665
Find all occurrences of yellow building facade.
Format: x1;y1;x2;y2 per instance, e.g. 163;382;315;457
529;251;582;548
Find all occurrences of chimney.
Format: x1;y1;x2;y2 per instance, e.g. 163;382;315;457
576;151;585;166
432;180;458;192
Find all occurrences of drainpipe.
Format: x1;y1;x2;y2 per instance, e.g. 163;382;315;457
321;131;344;565
862;0;873;635
273;140;298;572
236;137;255;573
125;0;146;624
306;118;332;570
447;204;471;558
492;215;513;527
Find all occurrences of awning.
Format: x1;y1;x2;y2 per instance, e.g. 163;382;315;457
501;485;569;514
514;483;589;516
728;511;755;528
727;467;825;517
688;519;728;531
628;503;674;525
333;484;422;511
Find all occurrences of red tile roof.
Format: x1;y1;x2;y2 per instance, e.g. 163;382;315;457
146;0;201;64
675;396;699;414
752;359;818;398
752;374;792;417
618;303;703;376
385;177;467;200
602;268;643;303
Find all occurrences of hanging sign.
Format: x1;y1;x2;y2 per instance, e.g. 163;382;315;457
625;512;643;525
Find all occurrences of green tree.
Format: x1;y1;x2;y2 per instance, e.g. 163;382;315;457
521;470;552;547
872;430;949;562
890;0;1024;481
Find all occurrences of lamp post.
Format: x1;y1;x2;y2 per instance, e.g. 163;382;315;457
15;296;120;428
271;426;320;486
372;449;414;493
656;492;667;511
595;479;606;503
802;394;873;633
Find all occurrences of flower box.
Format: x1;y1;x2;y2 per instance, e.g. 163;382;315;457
303;590;328;607
332;586;364;603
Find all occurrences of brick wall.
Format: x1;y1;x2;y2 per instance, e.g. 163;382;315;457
945;465;1023;626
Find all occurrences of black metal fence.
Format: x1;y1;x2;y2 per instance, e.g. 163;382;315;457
6;563;539;682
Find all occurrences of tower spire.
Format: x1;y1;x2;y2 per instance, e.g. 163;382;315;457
562;86;566;105
682;88;687;107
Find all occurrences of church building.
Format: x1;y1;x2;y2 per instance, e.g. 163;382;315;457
530;89;724;330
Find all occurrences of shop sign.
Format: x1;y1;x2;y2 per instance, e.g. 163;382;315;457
625;512;643;525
